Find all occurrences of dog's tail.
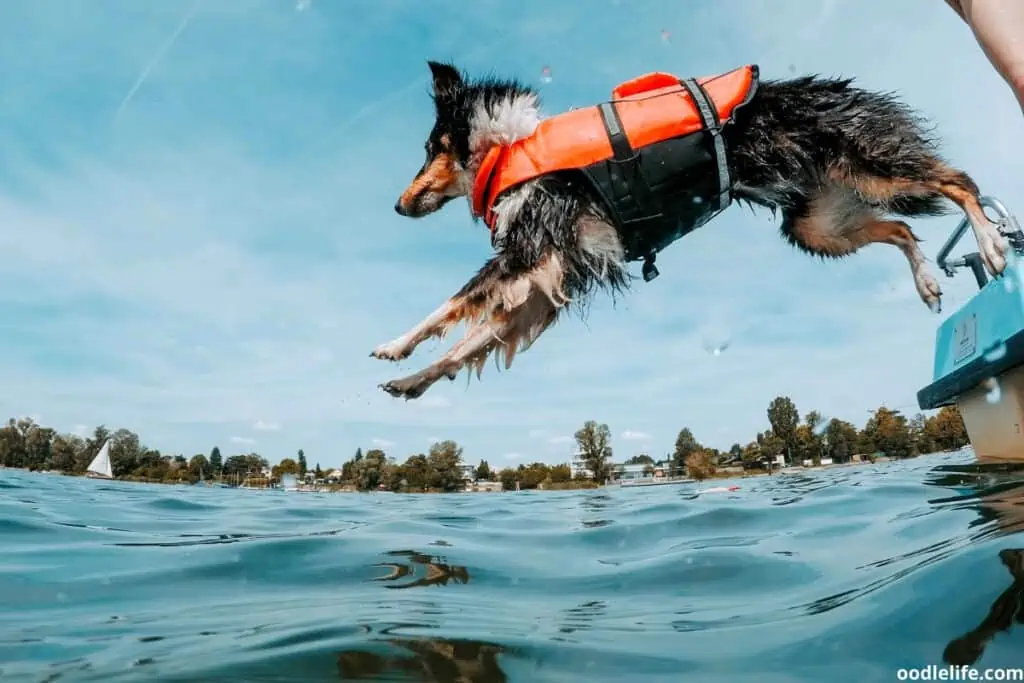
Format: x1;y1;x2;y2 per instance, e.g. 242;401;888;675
888;193;954;217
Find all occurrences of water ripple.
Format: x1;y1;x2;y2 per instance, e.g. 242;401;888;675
4;454;1024;681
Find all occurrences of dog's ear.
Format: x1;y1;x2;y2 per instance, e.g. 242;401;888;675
427;61;463;99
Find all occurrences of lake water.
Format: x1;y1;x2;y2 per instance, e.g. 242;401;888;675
3;450;1024;682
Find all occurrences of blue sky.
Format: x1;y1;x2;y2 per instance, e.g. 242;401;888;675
0;0;1022;469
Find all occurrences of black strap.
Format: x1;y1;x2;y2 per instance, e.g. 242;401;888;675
679;78;732;212
597;101;658;220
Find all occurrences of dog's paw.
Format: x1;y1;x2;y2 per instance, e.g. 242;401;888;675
379;377;427;400
977;224;1009;277
915;269;943;314
370;340;411;362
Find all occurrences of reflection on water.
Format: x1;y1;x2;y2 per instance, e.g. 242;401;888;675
337;637;512;682
944;548;1024;666
372;550;471;589
5;451;1024;681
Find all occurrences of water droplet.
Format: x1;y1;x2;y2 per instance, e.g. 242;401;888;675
984;342;1008;362
660;29;671;42
700;324;731;356
540;66;552;84
813;416;832;437
692;196;704;205
984;377;1002;404
295;0;311;10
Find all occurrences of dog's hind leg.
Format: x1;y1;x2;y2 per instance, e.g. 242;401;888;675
783;186;943;311
834;165;1009;277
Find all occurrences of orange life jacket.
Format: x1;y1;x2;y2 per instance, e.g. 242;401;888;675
471;65;759;276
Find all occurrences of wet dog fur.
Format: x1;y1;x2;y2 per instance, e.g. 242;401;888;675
372;61;1009;400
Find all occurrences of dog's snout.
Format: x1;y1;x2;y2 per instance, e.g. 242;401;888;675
394;199;408;216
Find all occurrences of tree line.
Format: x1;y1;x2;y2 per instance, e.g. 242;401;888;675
0;396;970;490
570;398;970;484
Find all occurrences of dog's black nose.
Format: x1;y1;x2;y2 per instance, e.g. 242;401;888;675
394;200;407;216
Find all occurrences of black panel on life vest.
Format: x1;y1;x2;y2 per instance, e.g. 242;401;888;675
579;131;723;263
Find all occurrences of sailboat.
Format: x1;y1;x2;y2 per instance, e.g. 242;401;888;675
85;440;113;479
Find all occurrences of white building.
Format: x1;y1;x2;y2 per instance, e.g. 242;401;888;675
458;462;476;482
570;451;593;480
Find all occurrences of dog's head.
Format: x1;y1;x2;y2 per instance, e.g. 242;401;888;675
395;61;541;220
394;61;474;218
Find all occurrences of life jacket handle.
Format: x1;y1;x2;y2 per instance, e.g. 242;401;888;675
611;72;681;100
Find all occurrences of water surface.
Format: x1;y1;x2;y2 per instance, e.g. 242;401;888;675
3;451;1024;682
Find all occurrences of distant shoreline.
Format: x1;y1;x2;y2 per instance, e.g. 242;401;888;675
1;451;964;494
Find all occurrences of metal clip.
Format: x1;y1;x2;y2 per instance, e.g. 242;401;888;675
642;253;659;282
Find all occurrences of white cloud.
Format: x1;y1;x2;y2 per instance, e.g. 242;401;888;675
371;437;395;448
230;436;255;445
621;430;652;441
503;452;522;460
0;1;1020;469
548;435;573;445
252;420;281;431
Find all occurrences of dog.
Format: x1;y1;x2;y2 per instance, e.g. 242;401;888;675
371;60;1009;400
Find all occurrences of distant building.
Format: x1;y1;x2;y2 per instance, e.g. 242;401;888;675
465;480;503;493
570;451;594;479
458;462;476;482
610;462;651;483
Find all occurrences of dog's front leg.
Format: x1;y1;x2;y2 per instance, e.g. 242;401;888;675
370;258;504;362
370;299;465;362
379;252;567;399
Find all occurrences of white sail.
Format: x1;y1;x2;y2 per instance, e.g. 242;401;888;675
86;440;113;479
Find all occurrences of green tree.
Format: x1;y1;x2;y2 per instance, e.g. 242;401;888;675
767;396;800;463
297;449;307;476
351;450;387;490
475;459;492;481
686;450;716;481
756;430;784;461
516;462;551;489
108;428;143;477
740;441;762;469
24;420;55;471
400;454;430;491
908;413;936;455
925;406;969;451
273;457;300;479
672;427;701;476
823;418;859;462
50;434;85;472
189;453;209;477
549;463;572;483
574;421;613;483
498;467;518;491
427;440;464;492
862;407;912;458
625;454;655;465
209;446;222;474
803;411;826;464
